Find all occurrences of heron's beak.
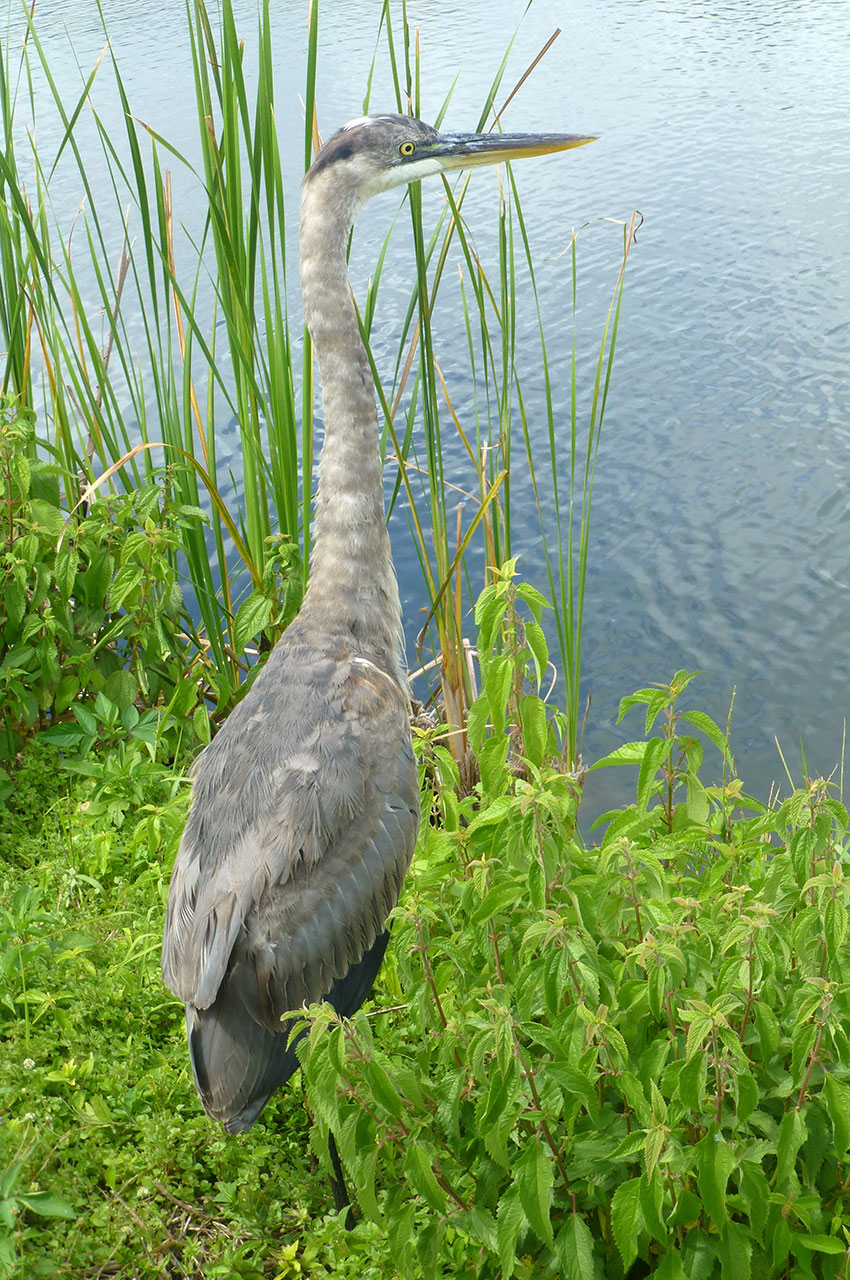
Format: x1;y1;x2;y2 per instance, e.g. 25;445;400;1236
428;130;597;171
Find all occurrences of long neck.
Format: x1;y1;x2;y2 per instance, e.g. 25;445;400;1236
298;173;404;674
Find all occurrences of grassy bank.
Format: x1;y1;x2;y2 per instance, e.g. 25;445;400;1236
4;644;850;1277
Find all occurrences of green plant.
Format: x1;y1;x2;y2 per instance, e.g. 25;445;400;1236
0;1156;74;1279
1;0;631;753
297;579;850;1279
0;393;207;758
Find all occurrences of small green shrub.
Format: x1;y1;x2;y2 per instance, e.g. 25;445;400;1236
301;570;850;1279
0;394;209;760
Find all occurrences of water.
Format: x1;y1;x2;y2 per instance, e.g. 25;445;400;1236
6;0;850;823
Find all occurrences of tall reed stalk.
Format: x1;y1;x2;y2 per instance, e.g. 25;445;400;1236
0;0;632;766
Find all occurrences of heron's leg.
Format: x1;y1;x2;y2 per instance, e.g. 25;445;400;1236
327;1131;355;1231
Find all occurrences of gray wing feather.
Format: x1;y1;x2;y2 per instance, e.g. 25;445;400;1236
162;635;419;1032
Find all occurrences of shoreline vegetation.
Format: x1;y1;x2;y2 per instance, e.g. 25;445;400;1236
2;3;849;1278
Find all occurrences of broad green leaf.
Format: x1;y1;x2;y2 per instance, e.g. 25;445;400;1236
753;1002;779;1060
233;590;274;653
680;709;730;757
466;692;490;755
108;562;144;611
735;1069;759;1124
822;1073;850;1159
554;1213;596;1280
516;582;551;621
470;879;525;925
654;1250;687;1280
519;695;547;768
696;1132;735;1229
637;737;671;813
29;498;65;537
479;733;510;797
738;1161;769;1242
515;1141;554;1247
524;619;549;688
17;1190;74;1219
361;1058;403;1119
791;1234;846;1255
590;741;648;770
404;1144;446;1213
610;1177;642;1271
485;653;513;733
639;1172;667;1244
824;897;847;963
717;1220;751;1280
497;1183;527;1277
104;668;137;710
775;1107;807;1190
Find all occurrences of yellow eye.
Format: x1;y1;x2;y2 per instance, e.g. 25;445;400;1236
399;140;416;157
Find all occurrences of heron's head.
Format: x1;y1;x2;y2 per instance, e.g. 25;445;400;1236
303;113;596;219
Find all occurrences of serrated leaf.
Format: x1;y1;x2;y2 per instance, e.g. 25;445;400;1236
738;1161;769;1242
822;1073;850;1159
678;1049;706;1111
753;1002;779;1060
361;1058;402;1119
735;1068;759;1124
610;1178;642;1271
29;498;64;536
515;1141;554;1247
524;619;549;688
516;582;551;621
590;741;649;770
519;696;547;768
233;591;274;653
654;1250;687;1280
404;1144;446;1213
108;562;143;611
466;692;490;756
717;1220;751;1280
696;1132;735;1229
824;897;847;963
497;1183;527;1277
485;653;513;734
470;879;525;925
637;737;671;812
679;709;730;757
791;1233;846;1254
479;733;510;797
104;669;137;710
554;1213;596;1280
775;1107;806;1190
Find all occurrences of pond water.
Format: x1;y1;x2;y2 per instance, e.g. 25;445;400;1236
6;0;850;825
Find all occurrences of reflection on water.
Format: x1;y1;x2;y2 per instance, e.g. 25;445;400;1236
6;0;850;825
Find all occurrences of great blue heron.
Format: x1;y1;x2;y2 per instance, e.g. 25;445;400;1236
161;112;594;1213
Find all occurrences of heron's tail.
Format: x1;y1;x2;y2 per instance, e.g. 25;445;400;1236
186;929;391;1133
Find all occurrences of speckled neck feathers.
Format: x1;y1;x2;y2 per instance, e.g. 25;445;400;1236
299;168;404;677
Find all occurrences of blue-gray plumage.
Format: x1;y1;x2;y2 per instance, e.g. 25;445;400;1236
161;113;595;1150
